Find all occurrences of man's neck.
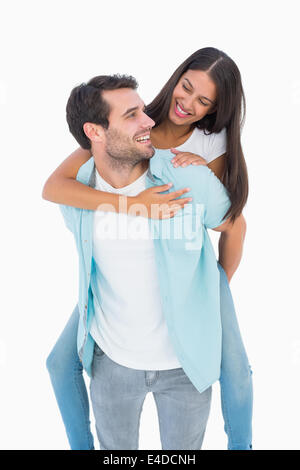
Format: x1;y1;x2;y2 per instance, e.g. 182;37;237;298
93;150;149;189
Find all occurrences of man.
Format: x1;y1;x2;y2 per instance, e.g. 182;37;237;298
60;74;236;450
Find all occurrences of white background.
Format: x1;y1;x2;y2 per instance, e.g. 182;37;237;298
0;0;299;450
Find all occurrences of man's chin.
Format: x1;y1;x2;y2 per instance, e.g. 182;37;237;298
136;143;155;159
147;146;155;158
146;150;155;160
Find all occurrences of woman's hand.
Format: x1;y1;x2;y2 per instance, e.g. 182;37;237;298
170;148;207;167
132;183;192;219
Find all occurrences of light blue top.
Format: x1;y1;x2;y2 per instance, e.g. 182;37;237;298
60;148;231;393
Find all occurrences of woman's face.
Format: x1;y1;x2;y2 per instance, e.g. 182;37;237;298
169;69;217;126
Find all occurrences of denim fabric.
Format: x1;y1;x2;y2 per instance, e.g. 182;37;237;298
218;263;253;450
46;262;252;450
90;344;212;450
46;307;94;450
59;153;231;387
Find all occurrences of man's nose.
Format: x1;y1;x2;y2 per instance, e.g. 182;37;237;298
142;113;155;129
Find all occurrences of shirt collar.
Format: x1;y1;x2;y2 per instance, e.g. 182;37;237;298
148;155;162;181
148;149;172;180
77;151;168;188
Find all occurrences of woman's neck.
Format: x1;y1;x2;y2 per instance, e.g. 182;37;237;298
151;118;194;149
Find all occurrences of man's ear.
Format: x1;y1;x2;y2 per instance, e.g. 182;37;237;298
83;122;105;143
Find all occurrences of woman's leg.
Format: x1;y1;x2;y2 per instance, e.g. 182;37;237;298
46;305;94;450
217;262;253;450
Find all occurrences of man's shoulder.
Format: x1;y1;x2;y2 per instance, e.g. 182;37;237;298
59;157;95;232
159;154;213;195
160;156;229;207
155;149;211;181
76;156;95;185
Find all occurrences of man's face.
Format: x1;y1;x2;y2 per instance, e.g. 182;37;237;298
102;88;155;165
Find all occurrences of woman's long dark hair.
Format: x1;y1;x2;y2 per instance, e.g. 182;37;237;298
146;47;248;224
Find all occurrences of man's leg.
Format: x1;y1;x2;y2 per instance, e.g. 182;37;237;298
152;368;212;450
90;345;148;450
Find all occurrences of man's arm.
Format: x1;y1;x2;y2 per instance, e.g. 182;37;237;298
212;213;247;283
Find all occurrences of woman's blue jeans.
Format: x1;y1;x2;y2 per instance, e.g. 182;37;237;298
46;262;253;450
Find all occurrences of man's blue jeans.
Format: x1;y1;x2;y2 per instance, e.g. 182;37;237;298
46;262;253;450
90;344;212;450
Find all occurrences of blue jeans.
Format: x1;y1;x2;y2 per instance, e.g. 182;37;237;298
46;262;253;450
90;344;212;450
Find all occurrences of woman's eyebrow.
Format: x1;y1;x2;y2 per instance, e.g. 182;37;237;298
183;78;214;104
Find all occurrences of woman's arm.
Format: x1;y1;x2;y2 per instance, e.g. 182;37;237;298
209;154;246;282
42;147;192;218
212;213;247;283
170;150;245;282
42;147;96;208
207;154;226;181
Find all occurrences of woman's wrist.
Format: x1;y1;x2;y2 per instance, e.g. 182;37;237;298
117;195;138;214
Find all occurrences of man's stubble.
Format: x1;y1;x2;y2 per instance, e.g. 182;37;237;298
104;128;154;171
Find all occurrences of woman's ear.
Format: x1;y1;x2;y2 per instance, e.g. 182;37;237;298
83;122;105;143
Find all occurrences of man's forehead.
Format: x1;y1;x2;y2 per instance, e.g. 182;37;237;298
103;88;144;115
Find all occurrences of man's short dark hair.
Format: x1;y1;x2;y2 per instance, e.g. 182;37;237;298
66;74;138;149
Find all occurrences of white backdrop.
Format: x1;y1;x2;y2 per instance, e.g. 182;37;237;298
0;0;299;450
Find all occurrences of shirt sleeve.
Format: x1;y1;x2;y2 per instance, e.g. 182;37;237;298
59;204;79;233
204;169;231;229
204;127;227;164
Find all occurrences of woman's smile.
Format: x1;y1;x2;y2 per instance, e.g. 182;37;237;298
174;101;192;118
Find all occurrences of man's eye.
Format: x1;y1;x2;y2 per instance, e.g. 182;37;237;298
128;113;136;118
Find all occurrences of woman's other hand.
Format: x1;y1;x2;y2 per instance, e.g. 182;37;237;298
170;149;207;168
132;184;192;219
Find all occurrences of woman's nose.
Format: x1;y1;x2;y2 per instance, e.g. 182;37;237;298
181;99;193;114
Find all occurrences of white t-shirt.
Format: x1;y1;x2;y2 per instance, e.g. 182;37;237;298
90;127;226;370
176;127;227;163
90;168;182;370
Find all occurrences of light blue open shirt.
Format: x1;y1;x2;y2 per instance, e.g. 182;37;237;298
60;148;231;393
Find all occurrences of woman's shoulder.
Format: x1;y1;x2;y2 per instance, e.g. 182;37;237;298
193;126;227;143
192;127;227;163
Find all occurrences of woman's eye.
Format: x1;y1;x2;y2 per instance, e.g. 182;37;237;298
182;83;208;106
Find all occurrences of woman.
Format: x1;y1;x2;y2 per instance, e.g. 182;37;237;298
44;47;253;450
